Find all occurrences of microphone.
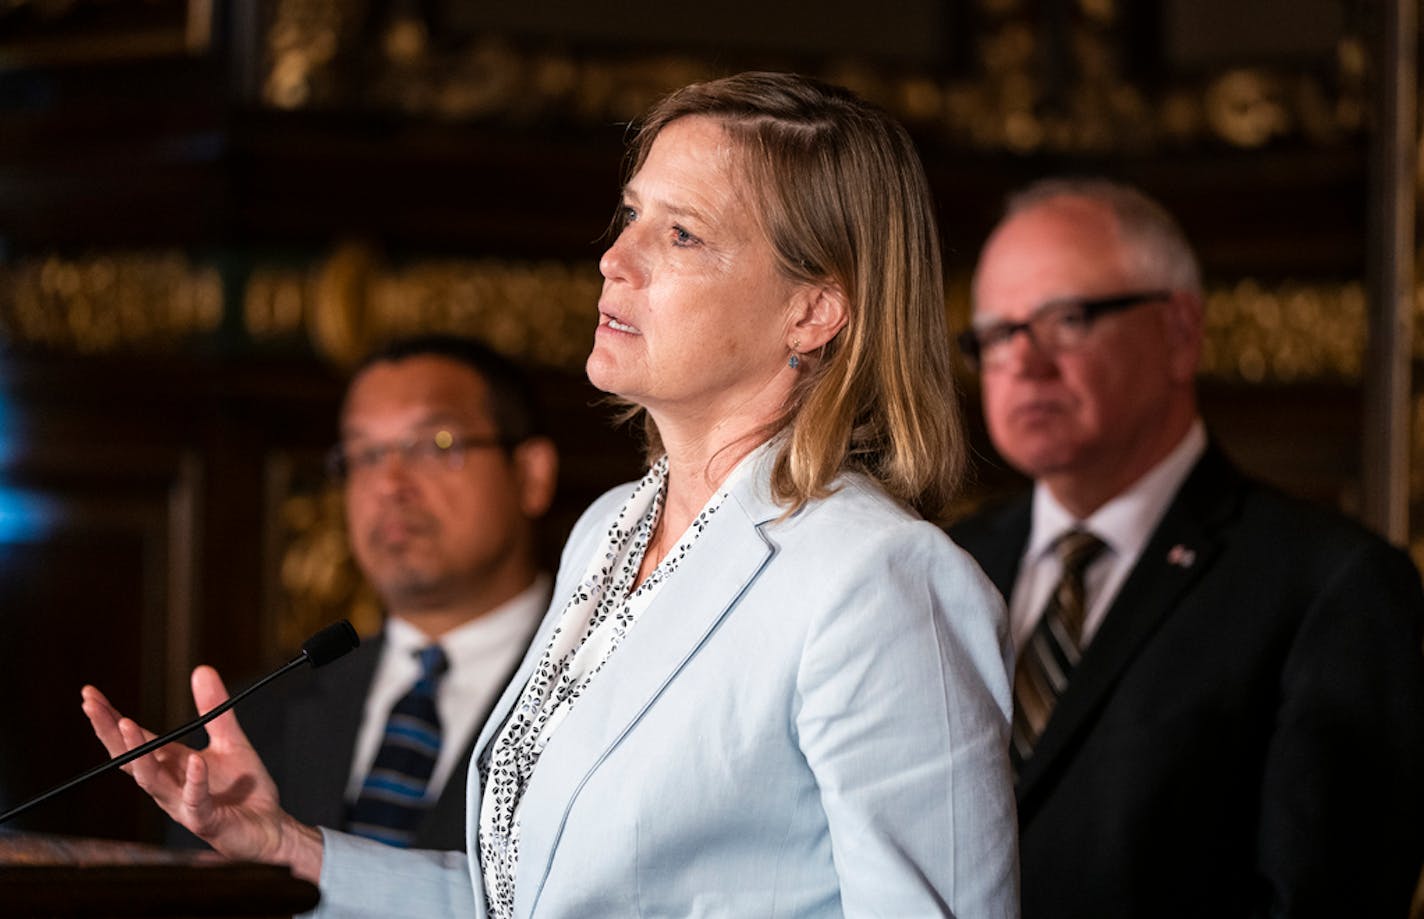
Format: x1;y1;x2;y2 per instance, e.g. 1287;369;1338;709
0;619;360;827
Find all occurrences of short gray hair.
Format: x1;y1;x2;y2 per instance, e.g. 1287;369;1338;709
1003;177;1202;297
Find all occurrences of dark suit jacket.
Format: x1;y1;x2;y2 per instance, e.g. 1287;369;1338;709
235;631;477;851
949;447;1424;919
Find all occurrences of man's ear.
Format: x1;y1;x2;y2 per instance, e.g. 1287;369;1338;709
511;437;559;518
788;282;849;352
1164;290;1204;384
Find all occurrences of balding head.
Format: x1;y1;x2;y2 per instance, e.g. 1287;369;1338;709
968;180;1204;516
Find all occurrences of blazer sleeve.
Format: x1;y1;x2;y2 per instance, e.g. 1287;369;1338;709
1254;537;1424;917
307;829;477;918
795;517;1019;918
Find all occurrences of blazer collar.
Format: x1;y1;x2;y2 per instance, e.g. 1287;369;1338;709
1016;446;1246;811
468;446;784;916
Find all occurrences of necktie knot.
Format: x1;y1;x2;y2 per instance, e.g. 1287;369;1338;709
1056;528;1106;578
413;644;448;694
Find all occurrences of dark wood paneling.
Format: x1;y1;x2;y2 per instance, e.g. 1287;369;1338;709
0;472;187;841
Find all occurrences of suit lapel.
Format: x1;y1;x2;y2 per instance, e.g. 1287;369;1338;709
961;496;1031;599
283;635;380;828
515;467;780;917
1016;449;1244;811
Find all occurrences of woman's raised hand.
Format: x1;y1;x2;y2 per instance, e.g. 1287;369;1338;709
81;665;323;881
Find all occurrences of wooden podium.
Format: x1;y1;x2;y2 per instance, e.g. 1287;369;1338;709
0;831;319;918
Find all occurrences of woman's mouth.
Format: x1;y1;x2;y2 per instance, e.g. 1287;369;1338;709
603;314;641;334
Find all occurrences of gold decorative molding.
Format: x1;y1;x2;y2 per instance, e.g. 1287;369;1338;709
261;0;1371;155
1412;388;1424;569
952;273;1372;384
1412;393;1424;503
1199;279;1367;383
0;252;224;353
246;243;602;370
272;480;381;652
0;246;1392;386
0;0;213;69
262;0;347;110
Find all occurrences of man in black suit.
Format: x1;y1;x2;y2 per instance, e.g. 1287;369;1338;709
238;335;557;851
949;178;1424;917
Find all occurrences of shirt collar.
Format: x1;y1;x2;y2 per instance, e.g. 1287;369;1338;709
1027;420;1207;566
385;574;551;668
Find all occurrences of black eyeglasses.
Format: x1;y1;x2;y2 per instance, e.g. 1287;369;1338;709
325;430;508;482
956;290;1171;372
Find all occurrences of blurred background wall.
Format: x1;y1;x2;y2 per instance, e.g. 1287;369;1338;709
0;0;1414;843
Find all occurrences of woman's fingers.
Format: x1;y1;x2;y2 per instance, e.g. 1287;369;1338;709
180;752;216;832
117;717;165;791
80;685;128;760
190;665;250;750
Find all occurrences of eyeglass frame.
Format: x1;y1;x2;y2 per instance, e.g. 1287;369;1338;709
956;290;1172;372
325;430;511;483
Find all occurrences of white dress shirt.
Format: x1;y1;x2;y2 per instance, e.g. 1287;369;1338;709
1010;421;1206;651
346;576;551;803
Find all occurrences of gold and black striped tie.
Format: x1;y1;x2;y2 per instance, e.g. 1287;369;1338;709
1011;529;1106;773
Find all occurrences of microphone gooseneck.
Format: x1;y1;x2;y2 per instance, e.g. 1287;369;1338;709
0;619;360;827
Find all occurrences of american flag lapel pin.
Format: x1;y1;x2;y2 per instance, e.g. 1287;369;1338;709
1167;544;1196;568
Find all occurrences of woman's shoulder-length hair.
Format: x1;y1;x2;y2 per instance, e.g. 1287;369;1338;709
622;71;965;523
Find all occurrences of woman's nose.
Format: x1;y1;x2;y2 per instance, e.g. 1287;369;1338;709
599;225;645;286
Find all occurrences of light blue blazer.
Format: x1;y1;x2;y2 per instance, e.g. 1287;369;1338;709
313;449;1019;917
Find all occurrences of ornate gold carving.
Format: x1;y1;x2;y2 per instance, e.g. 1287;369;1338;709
953;274;1372;384
1413;390;1424;587
309;240;381;367
356;256;600;371
0;247;1386;386
263;0;346;109
245;244;602;372
0;0;212;68
261;0;1370;154
0;252;223;352
1411;393;1424;502
273;482;382;652
243;263;309;340
1199;280;1367;382
1204;70;1291;149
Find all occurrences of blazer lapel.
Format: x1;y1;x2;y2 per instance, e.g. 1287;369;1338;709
468;557;587;776
515;467;780;917
1017;448;1243;810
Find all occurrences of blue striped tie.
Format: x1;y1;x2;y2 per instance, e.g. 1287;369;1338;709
347;644;448;847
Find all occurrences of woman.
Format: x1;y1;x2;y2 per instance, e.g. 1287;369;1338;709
84;72;1017;917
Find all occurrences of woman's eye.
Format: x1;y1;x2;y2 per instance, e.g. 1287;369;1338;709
672;225;698;247
620;205;637;225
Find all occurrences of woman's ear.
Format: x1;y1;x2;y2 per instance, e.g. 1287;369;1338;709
788;283;849;352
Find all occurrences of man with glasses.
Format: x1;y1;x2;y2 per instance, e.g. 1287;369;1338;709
950;178;1424;917
237;334;557;852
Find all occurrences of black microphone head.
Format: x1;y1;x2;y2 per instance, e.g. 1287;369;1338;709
302;620;360;668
